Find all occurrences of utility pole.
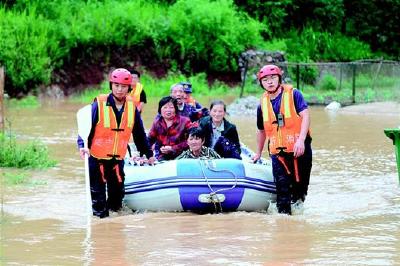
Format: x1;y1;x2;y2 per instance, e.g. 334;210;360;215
0;66;4;132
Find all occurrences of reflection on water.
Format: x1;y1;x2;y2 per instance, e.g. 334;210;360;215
1;99;400;265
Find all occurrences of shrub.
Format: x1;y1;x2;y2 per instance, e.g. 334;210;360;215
0;132;56;169
285;27;373;62
318;74;338;91
0;7;56;95
165;0;263;72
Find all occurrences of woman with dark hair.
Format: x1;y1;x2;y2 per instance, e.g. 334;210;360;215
198;100;241;159
148;96;193;161
176;127;221;159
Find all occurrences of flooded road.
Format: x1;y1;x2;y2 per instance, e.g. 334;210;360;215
1;98;400;265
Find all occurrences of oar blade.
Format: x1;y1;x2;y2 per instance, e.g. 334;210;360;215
77;105;92;142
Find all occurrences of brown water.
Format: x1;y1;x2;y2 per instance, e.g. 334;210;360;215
1;99;400;265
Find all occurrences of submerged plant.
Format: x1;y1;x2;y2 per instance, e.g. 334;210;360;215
0;132;56;169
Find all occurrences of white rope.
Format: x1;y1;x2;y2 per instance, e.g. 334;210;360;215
198;159;239;212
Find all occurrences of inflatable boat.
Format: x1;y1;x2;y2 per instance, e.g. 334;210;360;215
123;146;276;213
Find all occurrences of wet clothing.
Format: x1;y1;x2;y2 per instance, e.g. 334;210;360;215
271;138;312;214
77;93;153;218
89;157;125;217
148;114;192;161
199;116;241;159
257;87;312;214
176;146;221;159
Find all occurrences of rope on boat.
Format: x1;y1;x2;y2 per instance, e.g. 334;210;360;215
198;159;239;213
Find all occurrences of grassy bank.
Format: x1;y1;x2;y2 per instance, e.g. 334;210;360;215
0;132;56;169
72;72;241;103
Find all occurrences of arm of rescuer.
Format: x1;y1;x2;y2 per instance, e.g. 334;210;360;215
132;108;155;165
252;104;267;163
293;108;310;158
252;129;266;163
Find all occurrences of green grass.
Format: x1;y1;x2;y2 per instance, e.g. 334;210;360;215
5;95;40;108
0;132;56;169
72;72;240;104
2;171;47;186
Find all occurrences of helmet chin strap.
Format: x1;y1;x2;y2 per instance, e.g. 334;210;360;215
262;84;280;94
112;93;126;103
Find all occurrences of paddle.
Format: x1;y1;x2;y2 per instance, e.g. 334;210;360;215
76;104;92;216
77;104;93;264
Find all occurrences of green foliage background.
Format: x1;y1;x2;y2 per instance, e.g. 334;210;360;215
0;0;399;97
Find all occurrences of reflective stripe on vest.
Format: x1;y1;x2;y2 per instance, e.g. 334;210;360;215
90;94;135;160
261;85;303;154
130;83;143;107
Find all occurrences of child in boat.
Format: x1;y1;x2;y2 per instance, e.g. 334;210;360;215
176;127;221;159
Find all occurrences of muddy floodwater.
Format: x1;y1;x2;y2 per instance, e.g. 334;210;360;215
1;99;400;265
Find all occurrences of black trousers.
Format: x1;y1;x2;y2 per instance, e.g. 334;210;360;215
88;156;125;218
271;141;312;214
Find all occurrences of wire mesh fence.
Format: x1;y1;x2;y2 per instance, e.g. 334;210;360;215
239;55;400;105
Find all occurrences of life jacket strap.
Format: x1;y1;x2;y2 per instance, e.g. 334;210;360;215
277;156;291;175
99;163;107;183
113;164;123;183
294;158;300;182
277;156;301;183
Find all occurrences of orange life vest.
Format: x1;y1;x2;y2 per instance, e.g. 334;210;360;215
90;94;135;160
129;82;143;107
187;95;196;107
261;85;304;155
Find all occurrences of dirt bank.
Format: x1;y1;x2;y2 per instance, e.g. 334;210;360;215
49;44;241;97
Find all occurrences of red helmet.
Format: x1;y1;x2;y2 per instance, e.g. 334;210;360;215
109;68;132;85
257;64;282;81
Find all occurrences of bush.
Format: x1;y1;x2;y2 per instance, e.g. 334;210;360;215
0;132;56;169
1;0;264;96
0;7;56;96
285;27;373;62
162;0;264;72
318;74;338;91
287;65;319;85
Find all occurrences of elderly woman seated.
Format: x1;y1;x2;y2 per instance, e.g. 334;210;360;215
176;127;221;159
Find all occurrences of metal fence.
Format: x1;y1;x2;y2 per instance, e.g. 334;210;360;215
240;59;400;105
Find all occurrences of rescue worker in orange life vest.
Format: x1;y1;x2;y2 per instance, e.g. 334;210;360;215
129;69;147;113
78;68;155;218
252;64;312;215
